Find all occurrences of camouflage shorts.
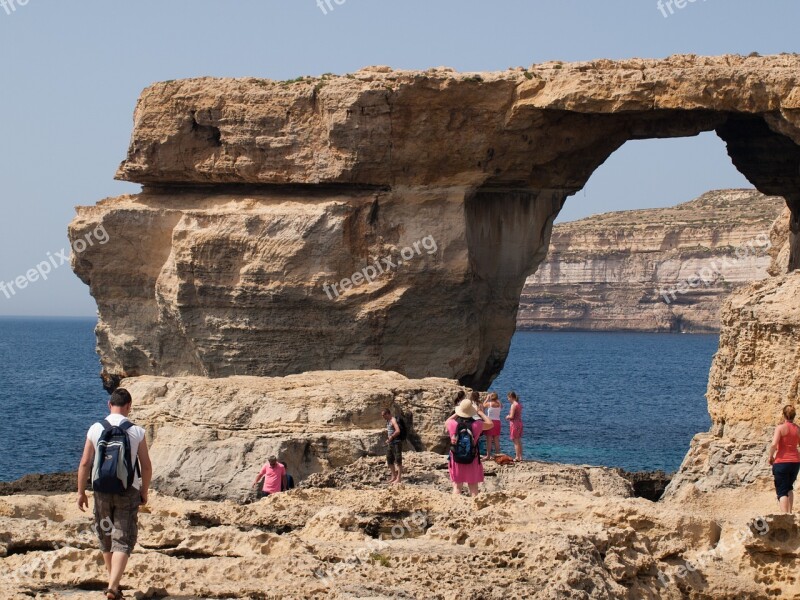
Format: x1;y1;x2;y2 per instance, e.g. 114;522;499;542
93;486;141;555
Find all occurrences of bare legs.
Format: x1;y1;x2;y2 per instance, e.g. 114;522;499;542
512;438;523;462
103;552;129;596
778;491;794;514
389;463;403;484
485;435;500;458
452;482;480;497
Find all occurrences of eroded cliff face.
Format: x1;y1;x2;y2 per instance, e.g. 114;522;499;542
70;55;800;389
664;208;800;498
71;188;557;390
122;370;461;501
518;189;785;332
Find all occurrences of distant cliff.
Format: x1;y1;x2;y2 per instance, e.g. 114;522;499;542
517;189;785;333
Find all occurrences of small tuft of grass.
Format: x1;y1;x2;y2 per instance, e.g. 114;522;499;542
370;553;391;567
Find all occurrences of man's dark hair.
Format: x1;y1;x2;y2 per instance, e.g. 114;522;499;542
109;388;132;407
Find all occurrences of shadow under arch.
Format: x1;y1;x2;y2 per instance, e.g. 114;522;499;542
461;110;800;389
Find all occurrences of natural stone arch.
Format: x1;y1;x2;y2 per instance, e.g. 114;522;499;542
70;55;800;389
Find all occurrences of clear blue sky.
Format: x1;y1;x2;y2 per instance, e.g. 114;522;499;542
0;0;797;316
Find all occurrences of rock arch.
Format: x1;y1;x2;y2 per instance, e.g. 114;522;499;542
70;55;800;390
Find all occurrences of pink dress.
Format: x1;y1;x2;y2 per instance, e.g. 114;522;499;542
447;419;485;484
509;403;523;440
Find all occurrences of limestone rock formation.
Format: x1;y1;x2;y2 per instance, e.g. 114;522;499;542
664;207;800;499
123;370;462;501
70;54;800;390
518;189;785;332
2;454;797;599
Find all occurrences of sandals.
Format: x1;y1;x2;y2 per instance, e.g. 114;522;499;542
105;589;124;600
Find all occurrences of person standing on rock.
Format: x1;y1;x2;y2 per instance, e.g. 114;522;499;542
252;456;288;498
382;409;404;484
446;399;494;496
76;388;152;600
506;392;523;462
769;405;800;514
483;392;502;459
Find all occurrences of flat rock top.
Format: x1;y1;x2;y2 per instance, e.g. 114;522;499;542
116;54;800;187
555;189;786;233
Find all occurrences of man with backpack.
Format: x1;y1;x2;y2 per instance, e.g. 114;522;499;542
382;408;406;484
76;388;152;600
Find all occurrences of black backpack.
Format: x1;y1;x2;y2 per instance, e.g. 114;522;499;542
396;415;408;442
451;417;477;464
92;420;140;495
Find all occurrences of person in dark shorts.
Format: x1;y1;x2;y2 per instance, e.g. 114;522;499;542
382;408;403;484
769;405;800;514
76;388;153;600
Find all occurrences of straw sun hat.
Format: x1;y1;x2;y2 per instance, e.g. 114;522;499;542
455;399;477;419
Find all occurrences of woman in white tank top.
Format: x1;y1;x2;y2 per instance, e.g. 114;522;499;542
483;392;502;458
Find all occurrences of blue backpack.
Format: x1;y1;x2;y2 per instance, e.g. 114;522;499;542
92;420;140;495
451;417;478;464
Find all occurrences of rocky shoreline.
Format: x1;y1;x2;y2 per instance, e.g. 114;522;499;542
0;465;673;503
1;453;795;599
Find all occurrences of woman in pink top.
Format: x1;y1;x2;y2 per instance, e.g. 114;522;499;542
769;405;800;514
446;399;494;496
506;391;523;462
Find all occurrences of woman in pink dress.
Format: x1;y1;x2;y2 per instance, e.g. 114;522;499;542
506;391;523;462
446;398;494;496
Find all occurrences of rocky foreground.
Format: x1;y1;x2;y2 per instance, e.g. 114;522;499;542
518;190;785;333
1;454;797;600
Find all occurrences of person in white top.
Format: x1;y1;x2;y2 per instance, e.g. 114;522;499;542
483;392;502;459
76;388;152;600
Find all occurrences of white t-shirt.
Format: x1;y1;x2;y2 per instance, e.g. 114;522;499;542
486;406;502;421
87;414;146;490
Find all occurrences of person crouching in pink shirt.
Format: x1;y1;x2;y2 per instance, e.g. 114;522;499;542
252;455;288;498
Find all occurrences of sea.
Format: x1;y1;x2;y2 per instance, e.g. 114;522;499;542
0;318;716;482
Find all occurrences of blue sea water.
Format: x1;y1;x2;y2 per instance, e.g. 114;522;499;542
0;317;107;482
0;319;716;481
491;332;716;473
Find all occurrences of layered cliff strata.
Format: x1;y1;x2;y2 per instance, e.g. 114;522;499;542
518;189;785;332
70;54;800;389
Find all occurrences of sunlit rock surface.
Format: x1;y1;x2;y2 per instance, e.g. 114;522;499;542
518;189;785;332
71;54;800;389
